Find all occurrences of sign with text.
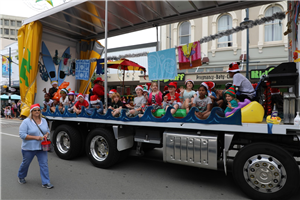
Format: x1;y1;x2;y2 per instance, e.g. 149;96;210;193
250;67;275;79
154;73;185;83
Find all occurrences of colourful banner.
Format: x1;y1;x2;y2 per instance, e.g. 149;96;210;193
18;21;43;117
2;56;9;78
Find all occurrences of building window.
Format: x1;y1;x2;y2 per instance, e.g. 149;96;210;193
179;21;191;45
4;29;9;35
0;28;2;34
17;21;22;27
0;19;3;25
206;67;223;72
4;19;9;26
265;6;282;42
10;29;15;36
217;14;232;47
11;20;15;26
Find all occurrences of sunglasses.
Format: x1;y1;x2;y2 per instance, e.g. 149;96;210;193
32;109;41;112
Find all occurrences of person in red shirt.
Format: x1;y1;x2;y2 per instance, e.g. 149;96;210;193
162;82;181;115
73;93;89;114
93;77;104;101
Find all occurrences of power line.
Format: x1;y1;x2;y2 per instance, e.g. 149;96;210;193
0;54;19;65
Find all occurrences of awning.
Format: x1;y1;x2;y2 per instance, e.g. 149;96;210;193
0;94;21;100
23;0;278;41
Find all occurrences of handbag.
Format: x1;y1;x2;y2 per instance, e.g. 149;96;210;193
33;119;53;152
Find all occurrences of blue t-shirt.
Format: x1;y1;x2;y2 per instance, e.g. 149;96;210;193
19;118;50;151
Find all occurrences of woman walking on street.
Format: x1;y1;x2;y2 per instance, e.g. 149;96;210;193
17;104;54;189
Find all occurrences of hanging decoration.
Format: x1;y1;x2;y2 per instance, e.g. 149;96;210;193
75;60;91;81
199;12;286;44
38;61;49;82
36;0;53;7
177;41;201;70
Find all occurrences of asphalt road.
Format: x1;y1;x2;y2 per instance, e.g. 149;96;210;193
1;118;300;200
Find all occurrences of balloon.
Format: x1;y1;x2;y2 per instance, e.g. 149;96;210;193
52;81;71;100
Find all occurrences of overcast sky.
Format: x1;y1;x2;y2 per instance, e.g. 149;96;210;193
0;0;157;49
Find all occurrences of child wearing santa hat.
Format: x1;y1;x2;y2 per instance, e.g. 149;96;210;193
67;91;77;113
86;95;104;115
73;93;90;114
163;82;181;115
125;85;147;117
108;92;123;117
227;62;255;101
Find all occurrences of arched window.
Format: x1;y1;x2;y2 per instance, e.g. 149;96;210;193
179;21;191;45
265;6;282;42
218;14;232;47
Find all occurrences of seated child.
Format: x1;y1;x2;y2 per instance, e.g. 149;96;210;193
59;88;69;113
42;93;54;112
108;92;123;117
50;96;60;112
180;79;196;114
192;85;212;120
86;95;103;115
126;85;147;117
73;93;89;114
67;91;77;113
145;82;162;112
162;82;181;115
224;86;238;115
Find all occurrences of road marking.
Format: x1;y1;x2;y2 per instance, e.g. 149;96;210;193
0;120;22;124
0;132;19;138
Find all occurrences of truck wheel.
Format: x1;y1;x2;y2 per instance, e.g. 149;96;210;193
233;143;300;200
86;128;120;168
53;125;82;160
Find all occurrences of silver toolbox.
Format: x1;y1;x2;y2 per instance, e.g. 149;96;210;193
163;130;218;170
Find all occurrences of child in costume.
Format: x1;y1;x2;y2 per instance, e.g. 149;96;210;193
163;82;181;115
224;86;239;115
73;93;89;114
192;85;212;120
86;95;104;115
180;79;196;114
125;85;147;117
59;88;69;113
145;82;162;113
42;93;53;112
108;92;123;117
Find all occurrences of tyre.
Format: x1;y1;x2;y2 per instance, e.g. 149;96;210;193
233;143;300;200
86;128;120;168
53;124;82;160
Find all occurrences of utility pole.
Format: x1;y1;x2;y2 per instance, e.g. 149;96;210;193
8;47;12;106
245;8;250;79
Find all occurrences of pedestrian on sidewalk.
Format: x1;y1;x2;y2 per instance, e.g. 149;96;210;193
17;104;54;189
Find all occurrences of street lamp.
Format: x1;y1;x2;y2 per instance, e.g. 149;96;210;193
240;8;253;79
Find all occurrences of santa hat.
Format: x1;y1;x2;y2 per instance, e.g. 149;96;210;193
90;95;99;104
68;91;76;95
77;93;84;98
135;85;143;91
51;81;58;86
109;89;117;94
185;79;194;85
146;83;152;90
227;62;240;72
168;82;177;88
224;86;236;98
30;103;40;112
201;82;215;91
271;88;280;95
163;86;168;92
61;88;68;94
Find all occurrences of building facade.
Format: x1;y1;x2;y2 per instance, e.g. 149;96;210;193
159;1;288;87
0;14;26;41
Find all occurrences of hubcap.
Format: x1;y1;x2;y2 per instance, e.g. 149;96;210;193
56;131;70;154
243;154;286;193
90;136;109;161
